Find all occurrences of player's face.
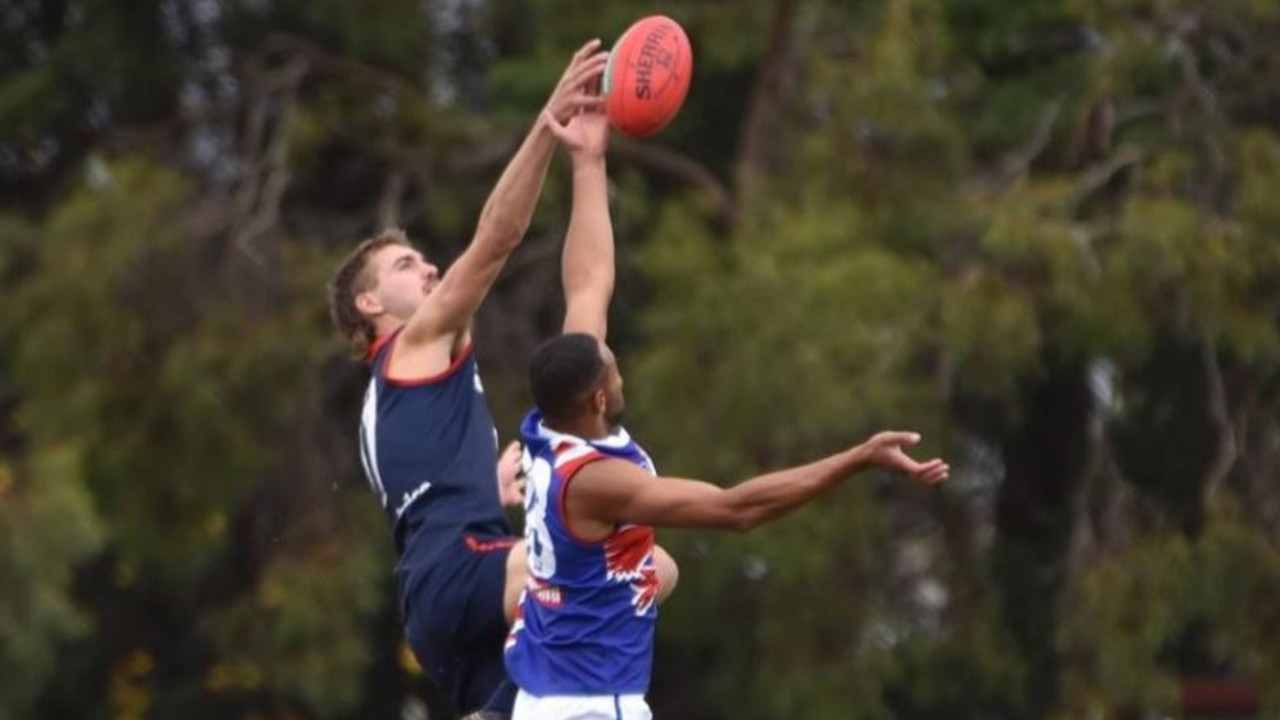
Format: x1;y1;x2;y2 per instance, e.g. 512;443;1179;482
599;345;626;428
362;244;439;322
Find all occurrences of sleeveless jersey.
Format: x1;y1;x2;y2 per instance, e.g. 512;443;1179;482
358;331;511;563
504;410;659;696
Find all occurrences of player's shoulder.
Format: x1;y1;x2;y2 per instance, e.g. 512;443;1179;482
571;453;645;485
377;328;477;386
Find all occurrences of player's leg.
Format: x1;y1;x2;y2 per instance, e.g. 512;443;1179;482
454;541;523;717
456;640;516;720
403;596;468;717
401;538;524;718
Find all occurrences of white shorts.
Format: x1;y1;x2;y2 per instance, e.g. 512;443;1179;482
512;690;651;720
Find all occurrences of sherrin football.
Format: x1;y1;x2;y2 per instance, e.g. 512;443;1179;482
604;16;693;138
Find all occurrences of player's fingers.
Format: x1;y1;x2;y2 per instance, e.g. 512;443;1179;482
574;86;608;104
563;52;606;85
542;109;572;139
876;431;922;448
564;92;606;114
550;58;605;114
563;68;605;99
571;38;603;64
902;456;940;475
554;44;601;98
567;52;609;85
916;460;949;485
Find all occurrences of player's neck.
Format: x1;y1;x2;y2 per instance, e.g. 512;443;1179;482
546;415;610;441
372;316;406;338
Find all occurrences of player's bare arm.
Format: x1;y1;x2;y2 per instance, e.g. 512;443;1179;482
497;440;526;508
567;432;949;537
391;41;610;377
546;85;614;341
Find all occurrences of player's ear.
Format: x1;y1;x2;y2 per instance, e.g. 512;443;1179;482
591;388;607;416
355;291;382;317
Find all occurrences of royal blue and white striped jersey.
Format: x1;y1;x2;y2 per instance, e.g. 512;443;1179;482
359;331;510;562
504;410;660;696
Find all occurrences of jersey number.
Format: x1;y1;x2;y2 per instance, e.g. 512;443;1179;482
523;456;557;579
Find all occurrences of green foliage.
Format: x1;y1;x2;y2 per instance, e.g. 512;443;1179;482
1194;517;1280;714
4;0;1280;718
223;0;432;73
202;498;388;717
1060;534;1192;713
1059;517;1280;717
9;158;236;580
0;450;104;720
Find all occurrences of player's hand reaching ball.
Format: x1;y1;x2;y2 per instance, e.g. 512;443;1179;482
541;39;609;127
545;94;610;161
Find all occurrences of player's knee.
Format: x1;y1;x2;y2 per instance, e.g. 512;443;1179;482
654;544;679;604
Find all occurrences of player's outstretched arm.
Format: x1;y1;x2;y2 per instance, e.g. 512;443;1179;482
571;432;949;533
546;88;614;341
401;41;609;347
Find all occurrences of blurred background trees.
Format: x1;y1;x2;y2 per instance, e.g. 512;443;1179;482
2;1;1278;719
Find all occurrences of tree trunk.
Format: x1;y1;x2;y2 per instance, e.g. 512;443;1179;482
992;356;1092;718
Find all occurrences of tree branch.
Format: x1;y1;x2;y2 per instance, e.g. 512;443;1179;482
733;0;799;215
1067;144;1145;214
259;32;417;92
609;135;735;227
1201;333;1238;509
376;170;407;229
230;54;309;268
995;98;1063;189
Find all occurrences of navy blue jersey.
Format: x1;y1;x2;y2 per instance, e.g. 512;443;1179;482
359;331;512;564
505;410;659;696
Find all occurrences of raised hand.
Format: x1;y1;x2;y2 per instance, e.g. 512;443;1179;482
542;40;610;126
857;431;950;485
545;99;610;160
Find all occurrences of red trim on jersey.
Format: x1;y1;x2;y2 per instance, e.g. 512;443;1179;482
464;535;519;553
555;449;610;545
374;331;475;388
365;332;396;363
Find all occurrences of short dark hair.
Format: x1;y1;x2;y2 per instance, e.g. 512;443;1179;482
529;333;606;423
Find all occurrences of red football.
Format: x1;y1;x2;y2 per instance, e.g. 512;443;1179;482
604;16;693;138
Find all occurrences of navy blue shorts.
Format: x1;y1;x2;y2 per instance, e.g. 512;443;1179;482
401;535;519;717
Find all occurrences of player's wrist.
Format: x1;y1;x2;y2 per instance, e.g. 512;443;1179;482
844;444;872;474
532;109;558;139
570;152;607;170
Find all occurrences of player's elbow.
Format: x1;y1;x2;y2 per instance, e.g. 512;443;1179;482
715;491;774;532
474;214;527;252
723;507;767;533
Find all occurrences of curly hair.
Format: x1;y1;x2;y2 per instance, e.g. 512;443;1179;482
327;228;411;361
